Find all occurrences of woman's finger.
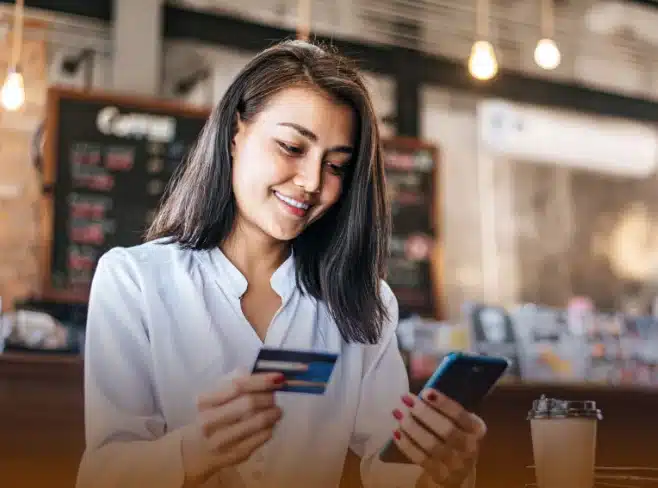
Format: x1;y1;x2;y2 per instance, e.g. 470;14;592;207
391;429;426;465
200;392;276;437
401;394;470;454
397;410;470;475
197;372;284;410
398;404;471;470
392;428;459;487
419;390;480;433
217;428;275;467
420;391;487;458
208;405;282;452
469;412;488;439
394;408;437;455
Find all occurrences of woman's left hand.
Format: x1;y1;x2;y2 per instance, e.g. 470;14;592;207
391;389;487;488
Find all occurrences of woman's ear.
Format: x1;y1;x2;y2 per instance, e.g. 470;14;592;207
231;112;245;156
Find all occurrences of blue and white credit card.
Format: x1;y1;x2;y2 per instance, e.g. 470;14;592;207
251;347;339;395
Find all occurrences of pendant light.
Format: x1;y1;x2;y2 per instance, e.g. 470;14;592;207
1;0;25;111
534;0;561;70
468;0;498;80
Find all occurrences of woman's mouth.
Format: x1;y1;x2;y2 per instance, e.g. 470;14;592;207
274;191;311;217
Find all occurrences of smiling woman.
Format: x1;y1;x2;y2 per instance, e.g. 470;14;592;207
147;41;389;344
77;40;485;488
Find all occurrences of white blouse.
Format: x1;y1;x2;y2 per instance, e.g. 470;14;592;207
75;240;445;488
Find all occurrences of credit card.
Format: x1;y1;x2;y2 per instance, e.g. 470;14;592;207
251;347;339;395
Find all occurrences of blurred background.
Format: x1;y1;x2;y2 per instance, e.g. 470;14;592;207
2;0;658;487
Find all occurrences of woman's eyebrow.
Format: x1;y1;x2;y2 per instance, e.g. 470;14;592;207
278;122;317;141
277;122;353;154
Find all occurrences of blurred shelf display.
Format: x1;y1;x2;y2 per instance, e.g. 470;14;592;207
399;298;658;390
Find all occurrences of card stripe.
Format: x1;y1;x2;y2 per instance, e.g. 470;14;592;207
255;360;309;371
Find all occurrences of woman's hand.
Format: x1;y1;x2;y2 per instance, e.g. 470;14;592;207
181;371;285;486
391;389;487;488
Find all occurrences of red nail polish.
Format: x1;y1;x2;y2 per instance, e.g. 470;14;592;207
393;430;401;440
426;390;437;402
273;375;285;385
392;409;403;420
401;395;414;408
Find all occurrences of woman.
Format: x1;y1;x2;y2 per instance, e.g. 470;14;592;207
76;40;486;488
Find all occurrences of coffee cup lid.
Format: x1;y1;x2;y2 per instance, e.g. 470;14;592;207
527;395;603;420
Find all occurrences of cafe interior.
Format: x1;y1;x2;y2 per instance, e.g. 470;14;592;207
2;0;658;487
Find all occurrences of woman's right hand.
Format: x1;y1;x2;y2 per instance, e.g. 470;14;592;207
181;370;285;486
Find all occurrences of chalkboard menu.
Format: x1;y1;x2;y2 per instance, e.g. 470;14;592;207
382;137;441;319
41;86;210;301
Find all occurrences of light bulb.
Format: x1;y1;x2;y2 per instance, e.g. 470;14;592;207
1;69;25;111
534;38;561;70
468;40;498;81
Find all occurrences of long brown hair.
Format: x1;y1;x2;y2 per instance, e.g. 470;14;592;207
147;40;391;344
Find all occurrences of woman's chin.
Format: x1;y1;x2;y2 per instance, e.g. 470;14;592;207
266;227;305;243
257;219;305;243
255;207;327;242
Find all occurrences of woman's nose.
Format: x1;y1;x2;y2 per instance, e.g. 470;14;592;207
292;158;322;193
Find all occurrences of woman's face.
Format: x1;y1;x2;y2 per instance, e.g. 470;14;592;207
231;86;356;242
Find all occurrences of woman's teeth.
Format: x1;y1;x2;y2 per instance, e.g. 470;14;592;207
275;191;310;210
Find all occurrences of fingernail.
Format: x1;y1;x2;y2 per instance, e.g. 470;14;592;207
401;395;414;408
272;375;285;385
393;430;401;440
426;390;437;402
392;409;403;420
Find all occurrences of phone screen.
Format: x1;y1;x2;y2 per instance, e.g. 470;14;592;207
429;354;508;411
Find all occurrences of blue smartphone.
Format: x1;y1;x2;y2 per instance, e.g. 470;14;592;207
379;351;509;464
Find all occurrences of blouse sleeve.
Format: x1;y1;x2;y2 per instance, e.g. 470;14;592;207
76;248;190;488
349;282;476;488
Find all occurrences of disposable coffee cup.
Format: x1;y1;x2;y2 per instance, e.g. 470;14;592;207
528;395;602;488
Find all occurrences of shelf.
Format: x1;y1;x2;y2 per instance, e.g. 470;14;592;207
0;351;83;380
0;350;82;364
410;376;658;396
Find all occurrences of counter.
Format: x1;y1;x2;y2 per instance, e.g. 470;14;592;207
2;353;656;488
0;352;84;488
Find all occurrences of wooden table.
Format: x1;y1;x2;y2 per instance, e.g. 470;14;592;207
2;352;657;488
0;352;84;488
427;380;658;488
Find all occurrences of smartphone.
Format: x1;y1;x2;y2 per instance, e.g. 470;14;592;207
379;351;509;464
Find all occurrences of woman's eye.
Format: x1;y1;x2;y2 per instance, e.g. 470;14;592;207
326;163;347;176
277;141;303;155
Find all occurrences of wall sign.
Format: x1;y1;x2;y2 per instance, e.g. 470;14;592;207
41;86;210;302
